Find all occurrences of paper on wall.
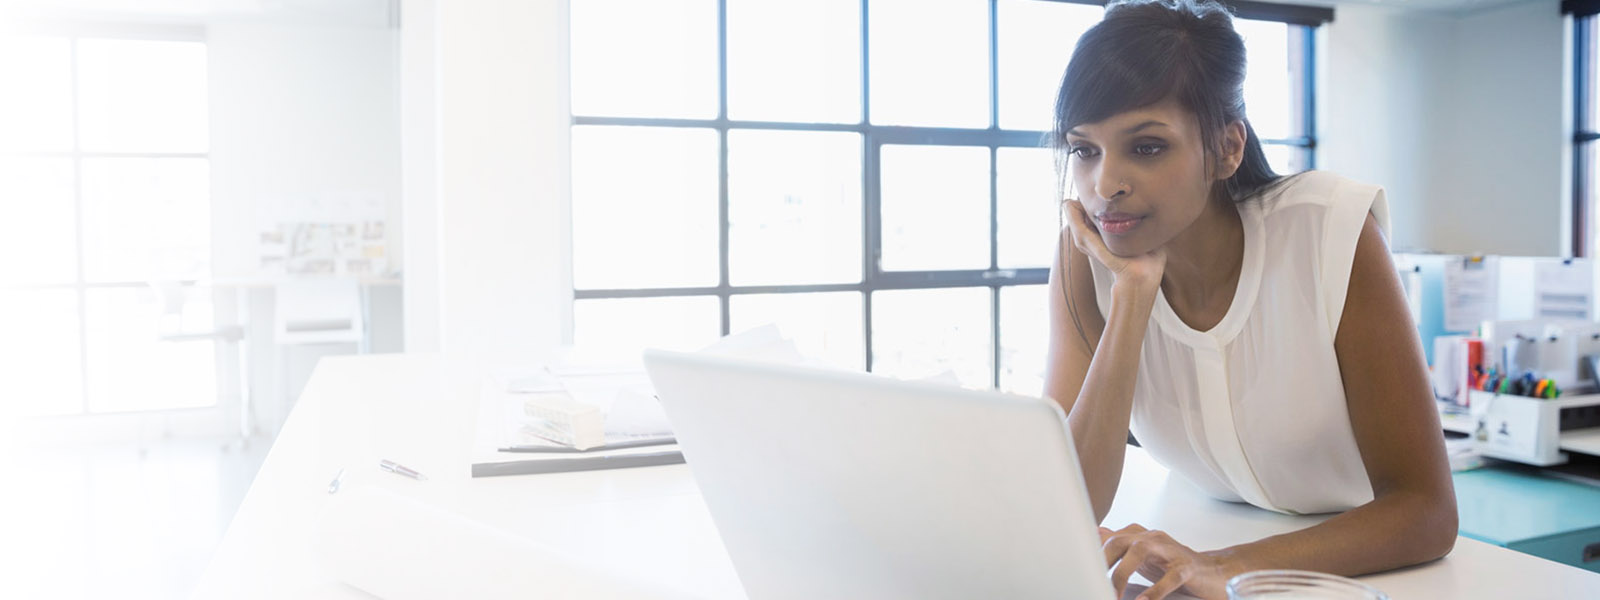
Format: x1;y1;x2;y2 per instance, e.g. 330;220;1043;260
1444;257;1497;332
1534;259;1593;321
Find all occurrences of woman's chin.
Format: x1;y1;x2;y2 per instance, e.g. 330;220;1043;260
1104;240;1151;258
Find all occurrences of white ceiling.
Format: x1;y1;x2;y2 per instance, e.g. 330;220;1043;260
0;0;1558;28
0;0;394;27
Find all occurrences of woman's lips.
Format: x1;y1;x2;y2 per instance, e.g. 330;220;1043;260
1096;213;1145;235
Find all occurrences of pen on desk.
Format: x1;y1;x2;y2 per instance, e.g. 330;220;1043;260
328;468;345;494
378;459;428;481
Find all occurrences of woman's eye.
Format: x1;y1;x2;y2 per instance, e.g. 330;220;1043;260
1069;146;1099;159
1133;143;1165;157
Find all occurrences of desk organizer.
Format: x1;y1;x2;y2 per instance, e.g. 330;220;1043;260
1450;390;1600;466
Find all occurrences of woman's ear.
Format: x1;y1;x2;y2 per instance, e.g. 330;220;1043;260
1214;120;1247;180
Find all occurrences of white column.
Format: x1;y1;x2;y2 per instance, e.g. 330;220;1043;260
401;0;574;363
400;0;442;353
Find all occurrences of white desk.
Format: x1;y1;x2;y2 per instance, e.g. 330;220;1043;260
193;354;1600;599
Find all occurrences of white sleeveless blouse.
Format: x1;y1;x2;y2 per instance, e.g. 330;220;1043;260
1086;170;1390;515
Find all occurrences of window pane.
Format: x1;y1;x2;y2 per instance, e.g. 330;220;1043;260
0;290;83;416
997;147;1059;269
729;130;862;285
726;0;860;123
999;284;1047;397
1260;143;1309;176
0;36;73;152
871;287;991;388
868;0;989;128
80;158;210;283
730;292;865;370
572;126;719;289
77;38;208;153
997;0;1100;131
880;145;991;271
0;158;77;285
571;0;718;119
1236;19;1293;141
84;287;217;412
573;296;722;360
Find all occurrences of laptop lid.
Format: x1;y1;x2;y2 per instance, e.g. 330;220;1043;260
643;349;1114;600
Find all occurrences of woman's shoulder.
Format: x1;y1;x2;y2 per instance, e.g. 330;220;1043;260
1249;170;1384;221
1252;169;1393;280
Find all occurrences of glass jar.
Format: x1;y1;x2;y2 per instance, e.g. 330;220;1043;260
1226;569;1389;600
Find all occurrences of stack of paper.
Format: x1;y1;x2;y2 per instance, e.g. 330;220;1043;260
511;381;605;450
471;371;683;478
1446;434;1485;472
469;325;825;477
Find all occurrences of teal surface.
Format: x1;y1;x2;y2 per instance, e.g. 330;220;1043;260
1509;530;1600;574
1453;467;1600;545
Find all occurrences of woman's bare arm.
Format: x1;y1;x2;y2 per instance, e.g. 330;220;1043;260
1206;213;1458;574
1045;202;1164;523
1099;215;1457;600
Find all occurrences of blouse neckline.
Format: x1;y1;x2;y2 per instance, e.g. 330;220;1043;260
1152;199;1265;349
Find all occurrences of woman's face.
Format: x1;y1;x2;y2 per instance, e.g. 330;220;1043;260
1064;97;1219;258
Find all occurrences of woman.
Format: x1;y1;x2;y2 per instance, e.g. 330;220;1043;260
1044;1;1457;598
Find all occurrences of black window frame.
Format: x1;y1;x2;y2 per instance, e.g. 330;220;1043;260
570;0;1333;388
1567;0;1599;258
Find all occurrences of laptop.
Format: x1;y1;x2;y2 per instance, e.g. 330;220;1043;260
642;349;1116;600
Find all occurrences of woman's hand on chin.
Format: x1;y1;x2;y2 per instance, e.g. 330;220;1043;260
1100;523;1240;600
1065;198;1165;296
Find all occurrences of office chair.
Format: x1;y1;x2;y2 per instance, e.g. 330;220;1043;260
148;280;251;443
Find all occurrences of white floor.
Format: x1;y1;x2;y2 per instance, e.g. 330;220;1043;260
1;435;272;600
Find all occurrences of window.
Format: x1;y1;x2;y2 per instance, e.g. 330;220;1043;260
1570;1;1599;257
569;0;1329;394
0;31;213;416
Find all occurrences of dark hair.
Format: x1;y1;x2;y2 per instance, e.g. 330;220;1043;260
1052;0;1280;201
1051;0;1286;353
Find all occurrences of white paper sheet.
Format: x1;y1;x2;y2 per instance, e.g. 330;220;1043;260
1535;259;1593;321
607;386;673;436
1444;256;1497;332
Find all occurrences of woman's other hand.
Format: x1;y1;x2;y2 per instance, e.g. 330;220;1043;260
1064;199;1166;296
1099;524;1237;600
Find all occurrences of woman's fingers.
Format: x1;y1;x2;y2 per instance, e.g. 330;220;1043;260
1138;564;1194;600
1109;541;1149;598
1102;526;1225;600
1100;523;1147;567
1064;199;1116;266
1101;532;1132;568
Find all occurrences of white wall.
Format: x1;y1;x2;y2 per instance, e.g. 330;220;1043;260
1432;1;1567;257
400;0;572;364
1320;4;1453;252
209;20;404;430
1320;0;1566;256
209;21;401;277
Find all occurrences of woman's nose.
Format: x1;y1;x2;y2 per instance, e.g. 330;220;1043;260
1093;163;1129;201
